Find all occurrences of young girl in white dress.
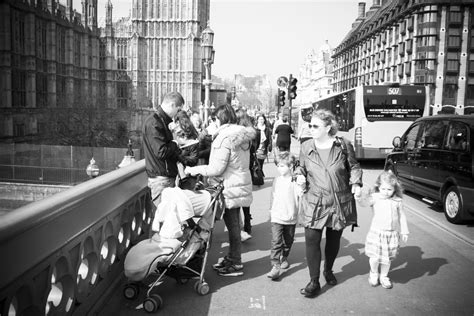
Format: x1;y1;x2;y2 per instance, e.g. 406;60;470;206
362;171;409;289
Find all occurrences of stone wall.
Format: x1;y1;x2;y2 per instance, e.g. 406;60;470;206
0;183;71;202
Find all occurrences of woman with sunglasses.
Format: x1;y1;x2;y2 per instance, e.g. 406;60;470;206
295;109;362;298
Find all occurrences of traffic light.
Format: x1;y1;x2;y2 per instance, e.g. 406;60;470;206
288;77;298;100
278;89;286;107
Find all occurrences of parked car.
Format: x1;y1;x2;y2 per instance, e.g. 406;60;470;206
384;114;474;224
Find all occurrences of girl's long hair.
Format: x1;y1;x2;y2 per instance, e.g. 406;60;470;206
374;171;403;198
176;110;199;139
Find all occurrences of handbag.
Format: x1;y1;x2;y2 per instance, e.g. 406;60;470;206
251;155;264;185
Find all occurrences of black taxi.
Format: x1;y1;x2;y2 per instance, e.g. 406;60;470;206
384;114;474;224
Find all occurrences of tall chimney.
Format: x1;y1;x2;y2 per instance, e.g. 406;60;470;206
358;2;366;19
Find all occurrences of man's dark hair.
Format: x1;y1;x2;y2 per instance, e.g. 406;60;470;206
213;104;237;125
282;117;288;123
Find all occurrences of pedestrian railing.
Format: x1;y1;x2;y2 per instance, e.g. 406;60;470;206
0;159;154;315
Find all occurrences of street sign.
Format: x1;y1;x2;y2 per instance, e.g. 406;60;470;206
277;76;288;88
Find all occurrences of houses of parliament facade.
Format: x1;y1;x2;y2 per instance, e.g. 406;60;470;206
0;0;210;143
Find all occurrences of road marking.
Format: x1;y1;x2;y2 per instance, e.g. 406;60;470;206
404;203;474;247
249;295;266;310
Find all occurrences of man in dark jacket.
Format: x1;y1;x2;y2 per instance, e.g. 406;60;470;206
142;92;184;206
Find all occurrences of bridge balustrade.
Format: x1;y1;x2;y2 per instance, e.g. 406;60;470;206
0;160;153;315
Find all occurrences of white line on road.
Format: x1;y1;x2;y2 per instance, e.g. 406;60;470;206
404;203;474;247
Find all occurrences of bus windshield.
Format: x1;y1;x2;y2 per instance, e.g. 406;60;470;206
363;86;426;121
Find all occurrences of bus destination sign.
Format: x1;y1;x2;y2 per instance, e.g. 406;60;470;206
364;86;426;121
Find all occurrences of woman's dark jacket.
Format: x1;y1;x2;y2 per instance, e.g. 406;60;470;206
142;107;181;178
255;126;272;157
295;137;363;230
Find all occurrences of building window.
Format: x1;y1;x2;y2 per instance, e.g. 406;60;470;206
117;40;128;70
469;53;474;72
448;7;462;25
36;72;47;108
11;9;25;54
446;52;460;72
36;19;47;58
99;41;106;69
57;27;66;64
12;69;26;107
447;28;461;48
74;33;81;66
443;81;458;103
117;82;128;109
466;83;474;105
14;123;25;137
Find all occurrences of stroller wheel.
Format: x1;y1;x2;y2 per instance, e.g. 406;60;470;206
194;281;210;296
123;283;139;300
177;277;189;285
143;294;163;313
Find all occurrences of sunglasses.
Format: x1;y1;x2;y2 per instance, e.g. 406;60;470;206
308;124;323;129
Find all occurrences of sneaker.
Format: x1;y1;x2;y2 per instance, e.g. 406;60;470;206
217;263;244;277
241;231;252;242
380;276;393;289
368;272;379;287
212;257;231;270
280;257;289;269
266;265;281;280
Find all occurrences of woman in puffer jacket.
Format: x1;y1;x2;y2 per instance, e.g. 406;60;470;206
185;104;256;277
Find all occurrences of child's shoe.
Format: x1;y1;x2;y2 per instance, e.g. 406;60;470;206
280;257;289;269
266;265;281;280
368;272;379;287
380;276;393;289
217;262;244;277
240;231;252;242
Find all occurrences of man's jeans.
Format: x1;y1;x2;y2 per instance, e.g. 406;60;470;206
270;222;296;266
148;176;176;207
223;207;242;264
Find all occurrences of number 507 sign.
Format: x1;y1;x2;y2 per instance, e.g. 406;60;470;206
388;87;401;95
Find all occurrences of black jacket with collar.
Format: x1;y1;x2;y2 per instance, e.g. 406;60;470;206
142;106;181;178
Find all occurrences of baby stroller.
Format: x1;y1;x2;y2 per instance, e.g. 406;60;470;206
123;177;225;313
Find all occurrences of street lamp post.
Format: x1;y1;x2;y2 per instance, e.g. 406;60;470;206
201;23;214;124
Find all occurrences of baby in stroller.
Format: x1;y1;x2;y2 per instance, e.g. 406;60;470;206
123;176;224;313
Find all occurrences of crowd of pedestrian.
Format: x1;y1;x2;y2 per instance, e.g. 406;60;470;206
142;92;409;297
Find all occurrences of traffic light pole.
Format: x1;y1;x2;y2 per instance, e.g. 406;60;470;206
288;74;293;129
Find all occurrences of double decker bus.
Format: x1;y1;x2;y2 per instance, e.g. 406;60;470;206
311;84;430;159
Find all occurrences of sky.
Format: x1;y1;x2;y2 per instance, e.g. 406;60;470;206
71;0;363;83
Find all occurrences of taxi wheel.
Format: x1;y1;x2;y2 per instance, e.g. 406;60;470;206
443;186;463;224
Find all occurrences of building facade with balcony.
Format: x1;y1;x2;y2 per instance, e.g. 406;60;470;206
332;0;474;115
0;0;209;144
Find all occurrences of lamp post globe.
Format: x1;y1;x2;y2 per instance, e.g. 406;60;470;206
86;158;100;178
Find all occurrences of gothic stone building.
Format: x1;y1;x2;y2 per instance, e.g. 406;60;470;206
0;0;210;143
332;0;474;115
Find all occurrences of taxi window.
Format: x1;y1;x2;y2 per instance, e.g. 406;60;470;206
403;123;421;151
444;122;469;152
419;120;447;149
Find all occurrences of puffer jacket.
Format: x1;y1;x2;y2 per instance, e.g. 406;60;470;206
296;138;363;230
191;124;257;209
